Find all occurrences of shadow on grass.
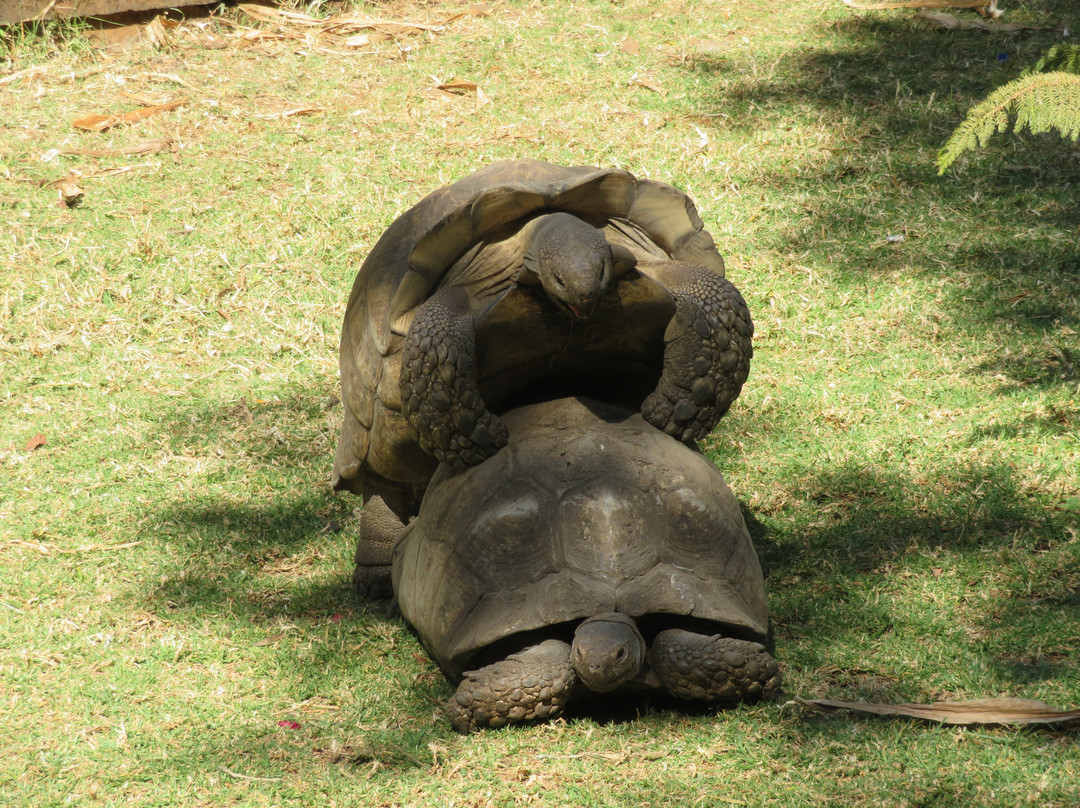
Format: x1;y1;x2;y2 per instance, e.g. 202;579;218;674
157;382;343;471
139;381;370;623
686;9;1080;396
759;457;1078;697
139;389;451;767
145;380;1077;703
671;11;1080;704
149;494;356;617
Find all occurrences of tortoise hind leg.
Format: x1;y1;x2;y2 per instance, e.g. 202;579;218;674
352;493;407;600
640;261;753;444
401;285;509;468
448;640;576;733
649;629;781;704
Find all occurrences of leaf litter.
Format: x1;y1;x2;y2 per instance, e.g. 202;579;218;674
235;3;449;46
794;697;1080;726
72;98;186;132
42;139;175;160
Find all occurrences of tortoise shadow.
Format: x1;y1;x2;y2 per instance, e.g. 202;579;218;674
137;381;369;624
142;380;1078;710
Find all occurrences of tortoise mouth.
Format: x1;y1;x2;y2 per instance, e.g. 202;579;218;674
566;302;596;320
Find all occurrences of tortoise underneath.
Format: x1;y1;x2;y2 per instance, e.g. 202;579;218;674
392;396;780;732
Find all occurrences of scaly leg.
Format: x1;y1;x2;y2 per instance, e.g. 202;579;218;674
650;629;781;704
401;285;508;468
448;640;576;733
352;492;407;600
640;261;753;444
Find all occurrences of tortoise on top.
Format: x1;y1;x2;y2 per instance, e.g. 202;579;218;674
393;396;780;732
333;160;753;594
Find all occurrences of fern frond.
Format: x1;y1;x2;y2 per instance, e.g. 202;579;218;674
1030;43;1080;75
936;72;1080;173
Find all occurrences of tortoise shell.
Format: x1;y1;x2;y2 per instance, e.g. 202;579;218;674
392;396;768;680
333;160;727;514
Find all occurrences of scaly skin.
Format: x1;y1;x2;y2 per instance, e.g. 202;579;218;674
571;613;646;693
351;493;406;600
401;285;509;468
448;640;577;733
649;629;781;704
640;261;754;444
400;215;634;469
403;256;752;464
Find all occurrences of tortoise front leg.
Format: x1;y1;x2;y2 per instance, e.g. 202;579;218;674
640;261;753;444
448;640;577;733
649;629;781;704
401;286;508;468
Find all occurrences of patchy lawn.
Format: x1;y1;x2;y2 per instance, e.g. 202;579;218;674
2;1;1078;805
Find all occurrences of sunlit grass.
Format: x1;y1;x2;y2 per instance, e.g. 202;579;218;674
1;0;1078;805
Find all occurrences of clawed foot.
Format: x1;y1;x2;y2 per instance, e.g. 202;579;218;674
351;493;407;600
649;628;781;704
352;564;393;600
402;287;508;468
641;263;752;444
448;640;576;733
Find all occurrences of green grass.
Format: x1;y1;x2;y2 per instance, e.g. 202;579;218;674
2;0;1079;805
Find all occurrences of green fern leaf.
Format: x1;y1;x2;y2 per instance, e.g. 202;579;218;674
1030;43;1080;75
936;72;1080;173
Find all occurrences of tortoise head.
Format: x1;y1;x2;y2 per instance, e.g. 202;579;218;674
571;613;646;692
522;212;637;320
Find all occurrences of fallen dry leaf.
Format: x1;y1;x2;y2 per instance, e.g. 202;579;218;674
54;139;174;158
237;399;255;426
237;3;322;27
844;0;990;7
443;3;492;22
794;697;1080;725
253;106;325;120
915;10;1066;31
327;16;443;33
254;631;288;647
145;15;178;46
119;90;170;106
72;98;186;132
64;540;143;554
423;87;465;102
45;164;157;187
343;31;393;47
57;179;84;208
237;28;289;43
86;16;176;50
25;434;47;452
688;37;728;55
634;78;665;95
620;37;641;56
238;4;442;34
436;78;479;93
0;64;49;87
